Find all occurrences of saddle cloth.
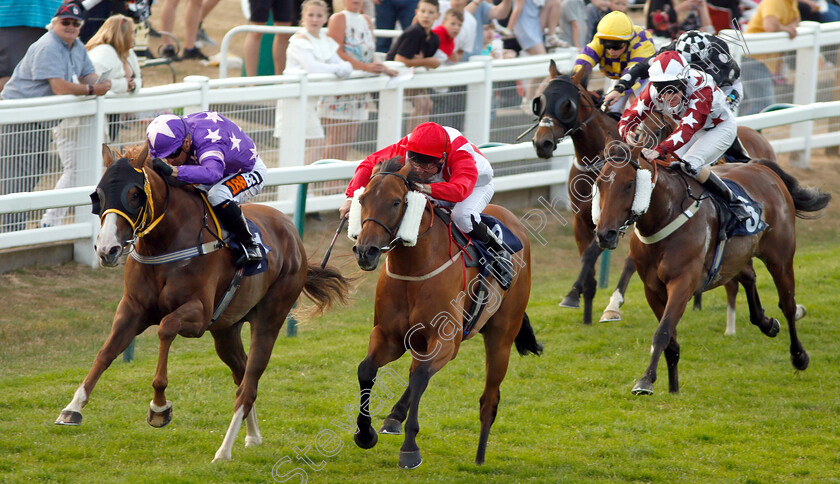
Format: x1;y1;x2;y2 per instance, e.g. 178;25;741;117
226;219;272;276
718;179;768;239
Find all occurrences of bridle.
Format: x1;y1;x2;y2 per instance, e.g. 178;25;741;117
361;171;433;251
93;165;170;251
523;76;601;143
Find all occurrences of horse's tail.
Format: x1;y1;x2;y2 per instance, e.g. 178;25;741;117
514;312;543;356
754;159;832;219
302;264;351;316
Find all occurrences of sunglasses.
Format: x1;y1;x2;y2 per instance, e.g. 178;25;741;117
602;41;626;51
59;19;82;27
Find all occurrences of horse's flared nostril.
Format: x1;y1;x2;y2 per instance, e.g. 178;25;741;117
107;246;121;259
597;230;619;250
541;140;554;151
365;246;381;260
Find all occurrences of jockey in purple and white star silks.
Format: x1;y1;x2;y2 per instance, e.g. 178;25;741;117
146;111;268;265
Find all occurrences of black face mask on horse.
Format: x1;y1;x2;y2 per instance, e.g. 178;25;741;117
90;157;148;221
532;76;581;133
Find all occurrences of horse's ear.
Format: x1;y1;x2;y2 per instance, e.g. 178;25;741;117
571;65;591;89
102;144;118;167
398;161;412;176
371;161;384;176
549;59;560;79
138;142;151;168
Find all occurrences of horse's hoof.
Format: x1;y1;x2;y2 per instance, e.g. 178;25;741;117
245;435;262;447
211;451;231;463
631;381;654;396
379;417;402;435
147;400;173;428
792;350;810;371
599;310;621;323
795;304;807;321
558;295;580;309
354;426;379;449
399;450;423;470
763;318;781;338
55;410;82;426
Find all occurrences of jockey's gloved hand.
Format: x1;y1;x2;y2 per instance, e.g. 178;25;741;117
726;92;739;109
152;158;174;177
641;148;660;162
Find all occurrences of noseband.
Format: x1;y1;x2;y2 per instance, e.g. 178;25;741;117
524;77;600;143
360;171;428;250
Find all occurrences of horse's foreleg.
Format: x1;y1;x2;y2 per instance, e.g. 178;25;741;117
475;320;515;465
355;326;404;450
633;279;693;395
724;280;739;335
600;254;636;323
56;303;145;425
149;300;204;429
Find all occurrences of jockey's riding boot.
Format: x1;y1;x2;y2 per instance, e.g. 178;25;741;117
702;172;751;222
468;221;514;288
213;201;263;266
724;137;751;163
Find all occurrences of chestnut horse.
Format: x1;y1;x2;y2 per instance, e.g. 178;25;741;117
531;60;777;327
55;144;350;461
350;160;541;468
593;144;830;395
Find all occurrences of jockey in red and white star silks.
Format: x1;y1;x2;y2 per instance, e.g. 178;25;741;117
617;51;750;222
618;51;736;174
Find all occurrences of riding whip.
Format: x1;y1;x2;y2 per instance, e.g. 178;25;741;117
320;216;348;268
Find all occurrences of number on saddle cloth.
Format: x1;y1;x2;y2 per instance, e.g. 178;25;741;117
717;180;767;238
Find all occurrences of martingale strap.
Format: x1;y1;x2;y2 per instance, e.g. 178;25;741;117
634;199;703;245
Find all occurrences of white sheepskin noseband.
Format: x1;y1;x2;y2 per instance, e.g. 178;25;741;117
347;187;364;240
347;187;427;246
591;168;653;225
632;169;653;216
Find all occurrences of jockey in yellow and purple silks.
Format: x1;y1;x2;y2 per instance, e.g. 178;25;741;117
573;11;656;113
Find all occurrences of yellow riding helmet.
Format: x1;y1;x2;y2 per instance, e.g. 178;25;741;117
595;11;635;41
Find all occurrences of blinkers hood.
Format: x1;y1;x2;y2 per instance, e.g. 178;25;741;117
91;158;147;218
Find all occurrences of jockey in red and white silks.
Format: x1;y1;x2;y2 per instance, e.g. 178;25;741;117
617;51;750;221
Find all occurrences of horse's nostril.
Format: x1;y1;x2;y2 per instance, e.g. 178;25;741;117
541;140;554;150
107;246;120;258
366;247;380;259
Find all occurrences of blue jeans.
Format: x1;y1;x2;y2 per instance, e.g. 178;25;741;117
375;0;419;52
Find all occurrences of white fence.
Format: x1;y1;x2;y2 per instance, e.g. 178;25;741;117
1;21;838;268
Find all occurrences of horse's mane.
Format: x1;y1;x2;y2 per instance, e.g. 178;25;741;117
379;157;404;174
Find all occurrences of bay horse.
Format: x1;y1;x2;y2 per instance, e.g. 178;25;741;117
531;60;778;327
54;144;350;462
592;143;830;395
350;159;541;468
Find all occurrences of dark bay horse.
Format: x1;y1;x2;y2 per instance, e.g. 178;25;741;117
593;144;830;395
350;160;541;468
55;144;350;461
531;60;778;326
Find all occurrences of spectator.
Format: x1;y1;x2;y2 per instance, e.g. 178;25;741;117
243;0;294;76
557;0;588;49
707;0;741;24
745;0;799;36
435;0;477;61
644;0;713;40
610;0;629;12
479;22;513;58
0;0;63;92
798;0;840;24
433;8;465;63
159;0;209;60
42;13;141;227
196;0;221;48
386;0;441;131
322;0;397;161
0;0;111;232
508;0;562;100
465;0;513;58
587;0;612;44
508;0;563;55
374;0;420;53
283;0;353;164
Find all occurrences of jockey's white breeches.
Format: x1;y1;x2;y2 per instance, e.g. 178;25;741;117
436;181;495;233
203;157;268;207
675;116;737;175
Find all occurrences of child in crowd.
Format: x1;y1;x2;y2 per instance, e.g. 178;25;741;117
586;0;611;43
386;0;442;131
433;8;465;64
479;22;514;58
282;0;354;164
